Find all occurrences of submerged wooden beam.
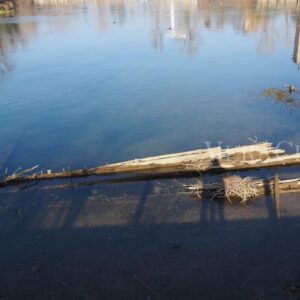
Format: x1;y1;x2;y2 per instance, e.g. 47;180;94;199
2;142;300;188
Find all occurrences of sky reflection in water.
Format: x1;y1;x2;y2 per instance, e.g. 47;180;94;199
0;0;299;172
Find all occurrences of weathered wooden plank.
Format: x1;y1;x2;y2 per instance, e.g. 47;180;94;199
0;143;295;188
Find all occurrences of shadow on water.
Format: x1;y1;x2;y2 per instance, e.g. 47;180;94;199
62;184;87;229
1;167;300;299
131;181;153;226
198;158;225;226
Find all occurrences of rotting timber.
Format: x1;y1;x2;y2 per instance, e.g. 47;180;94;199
2;142;300;189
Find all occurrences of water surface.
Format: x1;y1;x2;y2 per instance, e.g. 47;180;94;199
0;0;299;171
1;2;300;298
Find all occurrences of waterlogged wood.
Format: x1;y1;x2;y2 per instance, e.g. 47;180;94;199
1;142;300;188
276;178;300;193
241;177;300;195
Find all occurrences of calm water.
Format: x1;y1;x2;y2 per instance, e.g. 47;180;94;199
2;3;300;298
0;0;300;172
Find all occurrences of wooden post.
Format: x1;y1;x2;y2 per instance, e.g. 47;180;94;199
274;174;280;218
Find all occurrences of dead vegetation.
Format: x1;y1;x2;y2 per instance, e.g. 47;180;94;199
185;173;300;204
186;176;259;204
263;85;300;108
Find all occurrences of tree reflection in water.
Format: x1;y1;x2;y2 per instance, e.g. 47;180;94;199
0;0;299;77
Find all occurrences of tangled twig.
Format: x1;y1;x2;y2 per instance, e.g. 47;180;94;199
187;176;259;204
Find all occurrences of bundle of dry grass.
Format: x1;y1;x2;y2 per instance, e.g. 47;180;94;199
187;176;259;204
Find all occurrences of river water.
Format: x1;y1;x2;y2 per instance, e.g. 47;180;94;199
0;0;300;171
1;2;300;299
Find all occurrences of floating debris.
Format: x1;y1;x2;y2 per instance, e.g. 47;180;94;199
263;86;300;108
186;176;258;204
186;175;300;204
287;84;296;93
